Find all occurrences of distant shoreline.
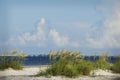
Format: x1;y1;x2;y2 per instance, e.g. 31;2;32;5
23;65;49;68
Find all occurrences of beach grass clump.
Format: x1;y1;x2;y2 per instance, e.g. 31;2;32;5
111;56;120;73
94;59;111;70
76;60;94;75
50;59;79;77
0;50;27;70
38;51;120;77
37;50;94;77
94;54;111;70
0;58;23;70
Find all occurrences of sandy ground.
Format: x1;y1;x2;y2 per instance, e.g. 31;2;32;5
0;76;120;80
0;66;48;77
0;66;120;80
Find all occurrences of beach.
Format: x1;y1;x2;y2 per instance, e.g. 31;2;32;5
0;66;48;77
0;66;120;80
0;75;120;80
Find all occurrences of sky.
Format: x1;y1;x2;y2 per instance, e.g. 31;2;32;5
0;0;120;55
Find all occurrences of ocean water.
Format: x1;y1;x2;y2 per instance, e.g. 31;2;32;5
0;56;118;66
24;55;50;66
23;56;118;66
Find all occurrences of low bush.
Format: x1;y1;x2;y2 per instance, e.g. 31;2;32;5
94;60;111;70
63;62;78;77
111;60;120;73
37;50;94;77
38;60;94;77
0;50;27;70
37;51;120;77
76;60;94;75
0;60;23;70
94;54;111;70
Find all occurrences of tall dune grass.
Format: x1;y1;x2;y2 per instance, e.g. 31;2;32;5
111;55;120;73
37;50;94;77
0;50;27;70
37;50;120;77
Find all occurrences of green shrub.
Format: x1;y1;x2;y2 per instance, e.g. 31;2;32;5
9;62;23;70
63;63;78;77
49;59;69;76
37;50;94;77
38;59;94;77
94;60;111;70
0;50;27;70
76;60;94;75
94;54;111;70
112;61;120;73
37;51;117;77
38;59;79;77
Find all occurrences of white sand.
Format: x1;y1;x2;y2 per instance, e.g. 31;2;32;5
0;66;120;80
2;76;120;80
0;66;48;77
90;69;119;76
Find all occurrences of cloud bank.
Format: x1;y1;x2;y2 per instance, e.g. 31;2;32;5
86;1;120;49
3;0;120;54
7;18;69;48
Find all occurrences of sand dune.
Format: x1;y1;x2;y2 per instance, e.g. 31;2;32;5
1;75;120;80
0;66;120;80
0;66;47;77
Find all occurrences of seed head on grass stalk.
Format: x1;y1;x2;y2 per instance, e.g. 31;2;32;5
60;50;71;60
11;50;20;55
49;50;52;61
71;51;80;61
49;51;59;64
19;53;28;58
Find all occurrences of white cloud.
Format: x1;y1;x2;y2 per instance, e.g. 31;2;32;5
7;18;70;47
7;2;120;50
103;9;120;48
6;36;25;46
86;1;120;49
86;38;105;49
49;29;69;47
6;18;46;47
70;42;80;48
19;18;47;43
40;18;46;24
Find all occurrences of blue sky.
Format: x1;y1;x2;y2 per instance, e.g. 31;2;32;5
0;0;120;55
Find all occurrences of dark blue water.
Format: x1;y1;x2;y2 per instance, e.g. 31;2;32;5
0;56;118;66
24;55;50;66
23;56;118;66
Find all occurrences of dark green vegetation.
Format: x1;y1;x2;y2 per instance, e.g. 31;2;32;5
0;49;119;77
94;54;111;70
0;50;27;70
37;50;120;77
112;61;120;73
111;56;120;73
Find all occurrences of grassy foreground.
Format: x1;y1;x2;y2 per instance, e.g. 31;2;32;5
37;50;120;77
0;50;119;77
0;50;27;70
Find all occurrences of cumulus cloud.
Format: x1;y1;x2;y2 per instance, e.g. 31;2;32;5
6;0;120;50
7;18;69;47
86;1;120;49
49;29;69;47
104;9;120;48
7;18;46;46
70;41;80;48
